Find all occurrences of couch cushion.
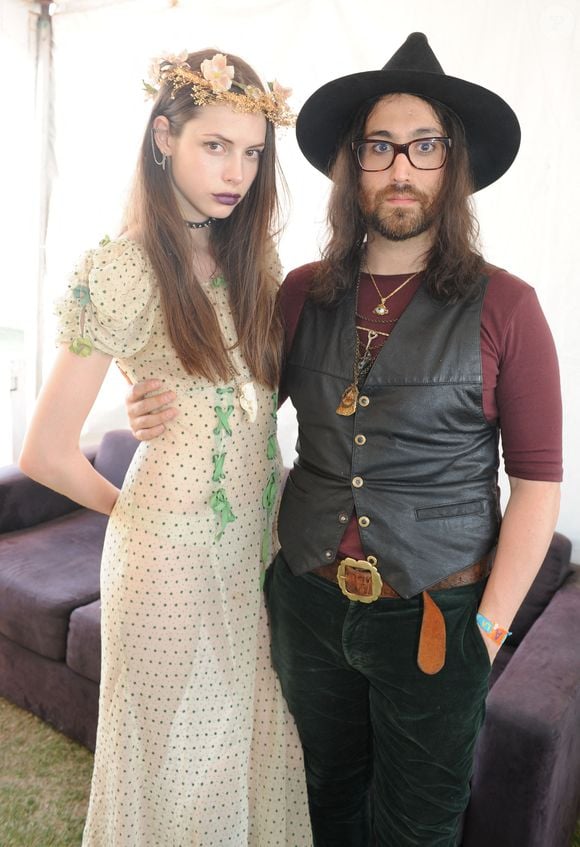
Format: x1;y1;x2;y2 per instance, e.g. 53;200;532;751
0;510;106;659
0;446;98;534
508;532;572;647
93;429;139;489
0;468;81;534
67;599;101;683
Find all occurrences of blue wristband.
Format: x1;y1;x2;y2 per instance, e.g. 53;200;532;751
476;613;512;646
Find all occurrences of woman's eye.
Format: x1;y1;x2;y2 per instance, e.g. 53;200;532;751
246;149;262;160
205;141;225;153
372;142;392;154
415;141;436;154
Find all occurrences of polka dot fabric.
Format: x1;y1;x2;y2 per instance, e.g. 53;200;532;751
56;239;312;846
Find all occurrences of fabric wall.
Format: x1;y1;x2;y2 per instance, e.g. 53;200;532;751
3;0;579;555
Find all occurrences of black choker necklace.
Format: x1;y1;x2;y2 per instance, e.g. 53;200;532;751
185;217;216;230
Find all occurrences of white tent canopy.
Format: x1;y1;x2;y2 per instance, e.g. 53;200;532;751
1;0;578;557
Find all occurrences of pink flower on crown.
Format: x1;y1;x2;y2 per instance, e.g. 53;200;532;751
200;53;235;92
165;50;189;66
148;50;189;84
271;80;293;101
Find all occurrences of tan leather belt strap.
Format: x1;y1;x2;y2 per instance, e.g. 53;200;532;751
417;591;446;675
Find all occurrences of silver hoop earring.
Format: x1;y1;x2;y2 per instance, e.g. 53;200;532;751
151;129;167;170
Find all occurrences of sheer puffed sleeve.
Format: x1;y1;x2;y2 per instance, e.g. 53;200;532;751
55;238;158;359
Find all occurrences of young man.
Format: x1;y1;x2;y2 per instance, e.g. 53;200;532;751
127;34;561;846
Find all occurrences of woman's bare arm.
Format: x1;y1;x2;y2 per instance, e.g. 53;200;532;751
19;346;120;515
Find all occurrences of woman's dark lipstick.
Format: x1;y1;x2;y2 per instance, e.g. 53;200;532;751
212;193;241;206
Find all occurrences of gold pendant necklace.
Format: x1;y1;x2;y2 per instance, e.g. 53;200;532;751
336;272;366;417
368;269;419;315
335;264;421;417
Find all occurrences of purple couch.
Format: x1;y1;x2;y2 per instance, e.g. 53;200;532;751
0;429;139;750
0;433;578;845
462;531;580;847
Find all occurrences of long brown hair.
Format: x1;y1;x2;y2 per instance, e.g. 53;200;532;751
312;94;485;305
125;49;283;388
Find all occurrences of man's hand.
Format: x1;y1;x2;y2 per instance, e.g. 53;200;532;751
125;379;178;441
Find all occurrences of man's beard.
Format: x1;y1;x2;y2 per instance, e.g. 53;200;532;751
360;183;438;242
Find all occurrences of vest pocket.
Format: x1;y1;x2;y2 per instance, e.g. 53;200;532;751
415;500;485;521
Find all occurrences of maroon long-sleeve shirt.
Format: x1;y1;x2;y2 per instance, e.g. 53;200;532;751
279;264;562;560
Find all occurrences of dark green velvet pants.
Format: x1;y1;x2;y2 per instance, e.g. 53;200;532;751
264;553;492;847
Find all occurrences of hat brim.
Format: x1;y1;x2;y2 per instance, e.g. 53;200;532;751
296;69;521;191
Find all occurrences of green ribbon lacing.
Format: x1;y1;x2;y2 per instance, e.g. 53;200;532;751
213;405;234;437
210;488;237;539
210;386;237;539
260;390;280;569
211;452;227;483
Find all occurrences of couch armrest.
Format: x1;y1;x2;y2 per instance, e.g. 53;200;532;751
462;571;580;847
508;531;573;646
0;446;97;533
93;429;139;489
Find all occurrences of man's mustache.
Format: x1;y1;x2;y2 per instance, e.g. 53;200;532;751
374;183;430;204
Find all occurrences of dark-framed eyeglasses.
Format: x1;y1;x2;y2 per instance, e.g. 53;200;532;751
351;136;452;172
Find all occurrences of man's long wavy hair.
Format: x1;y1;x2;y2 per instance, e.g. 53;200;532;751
124;49;283;388
311;94;485;306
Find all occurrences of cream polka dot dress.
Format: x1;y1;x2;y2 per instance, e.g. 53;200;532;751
56;238;312;846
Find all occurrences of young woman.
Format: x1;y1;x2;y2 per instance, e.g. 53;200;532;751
20;50;312;846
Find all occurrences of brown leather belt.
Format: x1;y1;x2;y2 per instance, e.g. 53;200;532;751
312;554;492;675
313;554;491;600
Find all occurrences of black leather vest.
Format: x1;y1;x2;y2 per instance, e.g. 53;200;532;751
278;275;501;598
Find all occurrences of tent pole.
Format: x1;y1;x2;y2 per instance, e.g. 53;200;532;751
33;1;54;395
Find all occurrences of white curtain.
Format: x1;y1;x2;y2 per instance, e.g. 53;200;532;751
2;0;578;555
0;1;38;463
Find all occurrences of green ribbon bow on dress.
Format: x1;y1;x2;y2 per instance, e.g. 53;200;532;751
210;488;237;538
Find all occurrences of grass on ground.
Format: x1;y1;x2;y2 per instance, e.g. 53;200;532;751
1;695;579;846
0;697;92;847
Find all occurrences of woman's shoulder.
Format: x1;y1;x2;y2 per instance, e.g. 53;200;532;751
56;235;159;359
71;236;156;310
78;235;152;278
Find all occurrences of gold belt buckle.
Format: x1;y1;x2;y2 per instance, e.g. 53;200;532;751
337;556;383;603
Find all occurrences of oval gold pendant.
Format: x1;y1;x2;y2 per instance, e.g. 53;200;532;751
373;304;388;316
336;384;358;416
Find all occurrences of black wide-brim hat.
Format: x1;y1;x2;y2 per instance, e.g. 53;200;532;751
296;32;520;192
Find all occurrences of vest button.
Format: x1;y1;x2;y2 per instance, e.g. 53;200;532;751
338;511;349;524
354;434;366;446
323;549;334;560
352;476;364;488
358;395;370;407
358;515;370;528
